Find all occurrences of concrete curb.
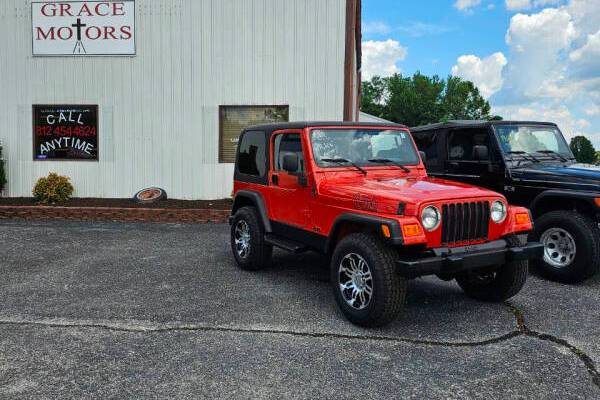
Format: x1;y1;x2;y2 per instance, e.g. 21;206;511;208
0;205;230;224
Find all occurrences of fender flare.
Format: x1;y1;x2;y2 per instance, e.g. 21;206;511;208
529;190;600;216
326;213;403;253
231;190;272;232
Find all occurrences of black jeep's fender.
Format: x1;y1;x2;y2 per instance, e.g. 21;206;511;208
529;190;600;218
326;213;404;254
230;190;272;233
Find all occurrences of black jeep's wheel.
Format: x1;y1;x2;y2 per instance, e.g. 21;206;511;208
330;233;407;327
456;235;528;302
529;210;600;283
230;206;272;271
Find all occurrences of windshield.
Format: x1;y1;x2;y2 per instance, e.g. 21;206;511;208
310;129;420;167
494;125;573;159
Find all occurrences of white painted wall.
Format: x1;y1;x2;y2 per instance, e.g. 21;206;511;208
0;0;348;199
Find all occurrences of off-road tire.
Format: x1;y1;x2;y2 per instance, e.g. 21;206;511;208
456;235;528;302
230;206;272;271
529;210;600;283
330;233;407;327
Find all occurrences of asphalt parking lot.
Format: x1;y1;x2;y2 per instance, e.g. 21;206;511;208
0;220;599;399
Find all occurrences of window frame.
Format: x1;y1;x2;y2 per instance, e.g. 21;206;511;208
219;105;289;164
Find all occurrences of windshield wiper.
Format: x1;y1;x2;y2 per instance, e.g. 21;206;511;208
506;151;540;163
321;158;367;175
535;150;570;162
368;158;410;173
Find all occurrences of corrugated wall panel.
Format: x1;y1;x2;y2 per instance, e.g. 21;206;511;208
0;0;347;199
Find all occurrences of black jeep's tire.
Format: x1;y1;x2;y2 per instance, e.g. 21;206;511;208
456;235;528;302
529;210;600;284
230;206;272;271
330;233;407;327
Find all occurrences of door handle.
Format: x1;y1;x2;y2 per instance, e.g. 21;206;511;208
272;175;279;185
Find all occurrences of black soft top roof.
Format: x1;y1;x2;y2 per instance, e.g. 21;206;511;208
410;120;558;132
244;121;407;134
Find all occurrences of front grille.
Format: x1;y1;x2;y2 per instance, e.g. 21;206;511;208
441;202;490;245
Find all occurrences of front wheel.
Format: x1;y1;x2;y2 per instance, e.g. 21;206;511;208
330;233;407;327
456;235;528;302
529;211;600;283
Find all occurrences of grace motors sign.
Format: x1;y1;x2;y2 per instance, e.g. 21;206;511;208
32;1;135;56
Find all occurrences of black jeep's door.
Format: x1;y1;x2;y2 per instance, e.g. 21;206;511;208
438;127;505;193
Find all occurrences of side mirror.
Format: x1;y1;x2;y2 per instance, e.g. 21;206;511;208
472;145;489;161
282;152;299;173
419;151;427;163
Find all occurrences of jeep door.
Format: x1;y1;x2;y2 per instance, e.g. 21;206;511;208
267;131;312;229
441;127;505;193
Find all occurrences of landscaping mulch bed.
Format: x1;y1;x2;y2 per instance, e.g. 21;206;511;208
0;198;233;210
0;198;233;224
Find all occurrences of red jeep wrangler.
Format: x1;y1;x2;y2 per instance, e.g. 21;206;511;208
230;122;543;327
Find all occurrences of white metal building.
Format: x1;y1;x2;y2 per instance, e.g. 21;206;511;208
0;0;361;199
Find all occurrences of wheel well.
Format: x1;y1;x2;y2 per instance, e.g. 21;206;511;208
328;221;380;254
232;196;256;214
532;196;595;219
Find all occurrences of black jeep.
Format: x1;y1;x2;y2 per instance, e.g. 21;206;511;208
411;120;600;283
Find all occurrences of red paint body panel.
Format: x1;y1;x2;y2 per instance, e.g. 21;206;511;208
233;124;533;249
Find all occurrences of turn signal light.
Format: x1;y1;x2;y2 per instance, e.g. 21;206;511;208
515;213;531;225
381;225;391;238
595;198;600;207
402;224;422;237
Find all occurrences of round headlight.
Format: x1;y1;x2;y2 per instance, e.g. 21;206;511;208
421;206;441;231
491;200;507;224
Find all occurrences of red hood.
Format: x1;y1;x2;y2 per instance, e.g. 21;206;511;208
318;173;504;215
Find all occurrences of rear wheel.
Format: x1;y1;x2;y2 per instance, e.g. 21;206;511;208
529;210;600;283
230;206;272;271
330;233;406;327
456;235;528;302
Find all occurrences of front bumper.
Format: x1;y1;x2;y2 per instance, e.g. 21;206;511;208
396;239;544;278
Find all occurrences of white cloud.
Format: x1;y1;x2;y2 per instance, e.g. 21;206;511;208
569;30;600;78
503;8;576;98
505;0;562;11
362;40;408;80
506;0;531;11
451;52;508;98
363;21;392;35
585;104;600;116
454;0;481;12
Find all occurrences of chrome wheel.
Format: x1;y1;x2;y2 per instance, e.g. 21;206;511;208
338;253;373;310
541;227;576;268
234;220;251;259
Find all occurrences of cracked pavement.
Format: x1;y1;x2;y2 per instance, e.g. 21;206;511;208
0;220;599;399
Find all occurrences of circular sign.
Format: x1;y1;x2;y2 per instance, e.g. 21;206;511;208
133;187;167;204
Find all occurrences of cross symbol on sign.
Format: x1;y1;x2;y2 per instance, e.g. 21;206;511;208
71;18;87;41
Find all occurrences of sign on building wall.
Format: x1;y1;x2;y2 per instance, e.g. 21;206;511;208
32;1;135;56
33;105;99;160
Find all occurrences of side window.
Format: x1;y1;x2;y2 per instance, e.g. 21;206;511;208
273;133;304;174
237;131;266;177
448;129;490;161
412;131;439;165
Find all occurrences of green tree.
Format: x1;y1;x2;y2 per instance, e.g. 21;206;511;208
0;143;6;194
570;136;597;164
360;73;499;127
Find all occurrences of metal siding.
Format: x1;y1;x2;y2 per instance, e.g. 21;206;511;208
0;0;347;199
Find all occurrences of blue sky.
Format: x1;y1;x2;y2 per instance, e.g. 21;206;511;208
362;0;600;146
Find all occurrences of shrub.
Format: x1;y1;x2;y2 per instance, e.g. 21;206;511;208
0;143;6;194
33;173;74;204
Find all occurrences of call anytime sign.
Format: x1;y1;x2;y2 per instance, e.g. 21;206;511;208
32;1;135;56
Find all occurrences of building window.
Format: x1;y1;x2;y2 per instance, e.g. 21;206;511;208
237;131;267;177
219;105;289;163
